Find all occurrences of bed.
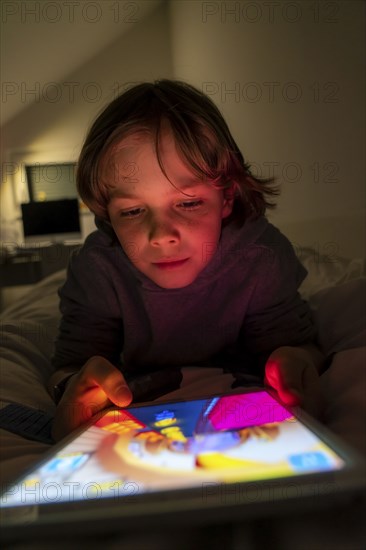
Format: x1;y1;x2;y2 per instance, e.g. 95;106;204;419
0;247;365;546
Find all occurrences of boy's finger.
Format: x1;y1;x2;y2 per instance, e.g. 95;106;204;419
52;358;133;441
266;359;322;417
100;379;132;408
80;356;133;407
264;359;302;405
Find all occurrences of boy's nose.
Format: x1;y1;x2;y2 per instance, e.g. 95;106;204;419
149;217;180;246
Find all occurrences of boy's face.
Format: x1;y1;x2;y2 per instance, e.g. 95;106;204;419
104;132;233;289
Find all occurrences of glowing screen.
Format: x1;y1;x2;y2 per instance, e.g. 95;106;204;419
1;391;344;507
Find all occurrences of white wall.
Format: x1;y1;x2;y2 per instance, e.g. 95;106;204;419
169;0;365;259
1;0;365;260
1;2;173;245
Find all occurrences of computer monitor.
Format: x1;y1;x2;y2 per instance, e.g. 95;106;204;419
20;199;81;245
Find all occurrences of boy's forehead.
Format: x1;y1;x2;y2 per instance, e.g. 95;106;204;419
102;132;206;190
108;177;208;199
106;134;149;164
112;132;150;152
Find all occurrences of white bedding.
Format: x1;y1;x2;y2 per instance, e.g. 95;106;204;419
0;252;365;487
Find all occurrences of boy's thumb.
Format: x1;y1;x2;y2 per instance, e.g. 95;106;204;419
88;356;133;407
113;382;133;407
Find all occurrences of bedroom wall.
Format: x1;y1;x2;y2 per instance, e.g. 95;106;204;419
0;2;173;309
1;0;364;262
168;0;365;260
0;2;173;245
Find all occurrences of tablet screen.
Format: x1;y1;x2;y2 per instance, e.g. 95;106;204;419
2;390;346;508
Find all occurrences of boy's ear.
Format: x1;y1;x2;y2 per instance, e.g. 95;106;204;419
221;186;235;219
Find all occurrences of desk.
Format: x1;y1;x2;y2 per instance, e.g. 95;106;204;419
0;244;80;288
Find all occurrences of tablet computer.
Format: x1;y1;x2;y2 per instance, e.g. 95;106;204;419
1;388;365;542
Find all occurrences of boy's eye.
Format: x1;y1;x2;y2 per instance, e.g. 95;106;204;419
120;208;144;218
117;200;203;219
178;200;203;210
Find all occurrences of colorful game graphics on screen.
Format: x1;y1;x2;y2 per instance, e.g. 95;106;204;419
2;392;344;507
93;392;343;482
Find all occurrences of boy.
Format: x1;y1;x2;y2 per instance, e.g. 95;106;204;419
49;80;323;440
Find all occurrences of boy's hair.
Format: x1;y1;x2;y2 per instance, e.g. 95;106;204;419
77;79;279;224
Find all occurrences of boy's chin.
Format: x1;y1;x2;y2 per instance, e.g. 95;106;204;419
150;275;197;290
145;269;200;290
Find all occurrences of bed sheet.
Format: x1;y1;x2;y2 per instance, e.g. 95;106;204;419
0;263;365;487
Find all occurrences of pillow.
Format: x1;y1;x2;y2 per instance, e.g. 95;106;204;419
308;278;366;355
298;247;365;299
1;269;65;324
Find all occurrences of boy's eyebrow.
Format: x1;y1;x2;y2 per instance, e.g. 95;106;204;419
171;180;207;194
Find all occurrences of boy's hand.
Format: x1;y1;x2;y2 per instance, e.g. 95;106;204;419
52;356;132;441
264;346;323;418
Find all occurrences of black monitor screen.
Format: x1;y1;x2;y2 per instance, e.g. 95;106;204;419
21;199;81;242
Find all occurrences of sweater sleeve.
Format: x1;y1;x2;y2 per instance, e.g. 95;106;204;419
241;229;316;355
52;243;124;371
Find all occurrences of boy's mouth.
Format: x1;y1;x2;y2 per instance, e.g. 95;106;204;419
153;258;189;270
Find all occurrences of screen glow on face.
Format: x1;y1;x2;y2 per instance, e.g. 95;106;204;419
1;392;344;508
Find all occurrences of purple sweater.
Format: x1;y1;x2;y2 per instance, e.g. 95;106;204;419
52;217;314;388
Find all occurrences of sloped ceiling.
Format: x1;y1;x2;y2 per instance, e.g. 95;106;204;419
0;0;163;126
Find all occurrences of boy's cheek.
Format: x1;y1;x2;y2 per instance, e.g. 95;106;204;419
201;241;218;263
120;241;141;263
